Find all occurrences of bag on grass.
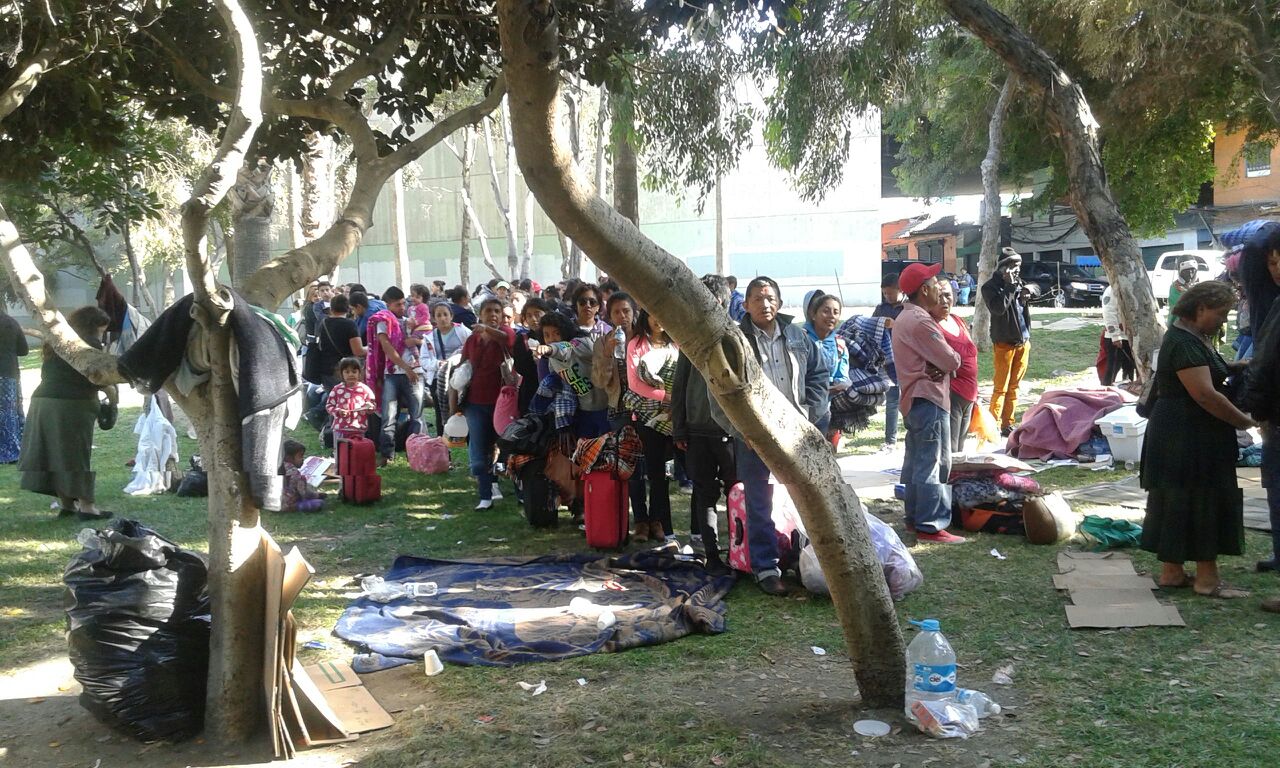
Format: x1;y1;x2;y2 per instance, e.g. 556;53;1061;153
406;433;450;474
64;519;211;742
176;456;207;497
1079;515;1142;549
969;401;999;444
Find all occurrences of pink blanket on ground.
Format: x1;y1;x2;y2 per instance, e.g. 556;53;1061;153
1007;388;1128;460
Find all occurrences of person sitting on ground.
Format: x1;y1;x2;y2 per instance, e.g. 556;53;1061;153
891;263;965;544
280;439;325;513
928;280;978;453
873;272;906;451
710;276;830;595
1144;280;1255;598
802;290;851;447
326;357;378;443
19;306;117;520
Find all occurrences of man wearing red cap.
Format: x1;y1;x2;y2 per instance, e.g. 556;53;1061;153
891;263;966;543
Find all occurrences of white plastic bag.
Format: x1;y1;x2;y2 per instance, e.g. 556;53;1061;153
449;360;473;394
122;407;179;496
798;511;924;601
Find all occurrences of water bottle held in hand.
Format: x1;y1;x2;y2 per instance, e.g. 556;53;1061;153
905;618;958;723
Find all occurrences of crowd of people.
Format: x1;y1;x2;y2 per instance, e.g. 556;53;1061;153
7;233;1280;611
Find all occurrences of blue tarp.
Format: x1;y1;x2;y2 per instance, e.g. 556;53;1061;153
334;551;736;671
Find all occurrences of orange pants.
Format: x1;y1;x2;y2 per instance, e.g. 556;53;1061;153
990;341;1031;429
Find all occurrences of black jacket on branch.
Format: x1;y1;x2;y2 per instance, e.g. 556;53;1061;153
119;292;300;510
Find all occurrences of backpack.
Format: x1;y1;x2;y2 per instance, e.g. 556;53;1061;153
406;434;451;474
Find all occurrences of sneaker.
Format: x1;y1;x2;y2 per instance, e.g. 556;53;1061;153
475;499;494;510
916;529;967;544
880;442;897;453
491;484;504;501
757;574;788;596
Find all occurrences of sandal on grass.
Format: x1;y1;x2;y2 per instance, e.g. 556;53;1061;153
1194;582;1251;599
1158;573;1195;589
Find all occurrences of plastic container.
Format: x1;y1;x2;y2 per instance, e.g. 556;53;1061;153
360;576;438;602
904;618;957;723
1094;405;1147;464
954;688;1002;718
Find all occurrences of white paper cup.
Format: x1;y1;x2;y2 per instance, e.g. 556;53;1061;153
423;649;444;676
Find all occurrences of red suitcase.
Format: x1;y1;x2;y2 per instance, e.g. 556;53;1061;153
337;436;377;477
583;470;629;549
341;473;382;504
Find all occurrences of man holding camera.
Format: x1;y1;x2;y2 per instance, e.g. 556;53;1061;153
982;248;1034;437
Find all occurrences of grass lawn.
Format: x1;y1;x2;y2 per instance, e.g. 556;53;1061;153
2;316;1279;768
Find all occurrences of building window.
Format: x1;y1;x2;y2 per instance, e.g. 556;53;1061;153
917;240;944;264
884;245;908;261
1245;142;1272;178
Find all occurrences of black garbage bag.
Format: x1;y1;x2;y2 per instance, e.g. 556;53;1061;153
64;519;211;742
176;456;207;497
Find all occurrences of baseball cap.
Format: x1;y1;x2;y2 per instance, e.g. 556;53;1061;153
898;262;943;296
495;280;512;290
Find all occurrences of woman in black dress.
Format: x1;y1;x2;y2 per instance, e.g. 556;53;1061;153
19;306;116;520
1141;281;1255;598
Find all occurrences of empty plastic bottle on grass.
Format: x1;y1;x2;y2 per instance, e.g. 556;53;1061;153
955;688;1002;718
360;576;438;602
904;618;957;723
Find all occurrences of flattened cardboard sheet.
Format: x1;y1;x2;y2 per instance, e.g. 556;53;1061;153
1053;573;1155;591
1065;603;1186;628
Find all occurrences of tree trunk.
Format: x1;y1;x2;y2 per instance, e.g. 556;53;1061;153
496;0;905;708
390;169;412;287
612;92;640;225
556;227;572;279
521;188;535;280
941;0;1164;371
482;102;520;279
299;132;331;243
973;76;1015;354
563;89;583;278
459;126;474;289
229;157;275;295
174;0;265;744
714;174;726;275
121;219;160;317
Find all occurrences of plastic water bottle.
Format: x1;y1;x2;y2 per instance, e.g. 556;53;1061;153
954;688;1002;718
904;618;957;723
360;576;438;602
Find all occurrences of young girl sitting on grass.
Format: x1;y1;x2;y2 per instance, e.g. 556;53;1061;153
326;357;377;442
281;439;325;513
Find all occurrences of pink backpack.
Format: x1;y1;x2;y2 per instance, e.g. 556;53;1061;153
492;384;521;434
406;434;450;474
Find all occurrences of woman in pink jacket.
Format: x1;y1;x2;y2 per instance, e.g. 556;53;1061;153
625;310;679;541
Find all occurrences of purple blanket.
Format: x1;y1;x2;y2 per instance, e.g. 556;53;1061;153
1007;388;1128;460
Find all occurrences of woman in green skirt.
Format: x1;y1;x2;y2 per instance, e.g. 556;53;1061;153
1141;281;1256;598
19;306;116;520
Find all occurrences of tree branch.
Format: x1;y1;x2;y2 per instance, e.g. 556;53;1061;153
376;75;507;174
325;17;412;97
147;28;382;163
0;37;60;121
0;199;124;385
181;0;263;307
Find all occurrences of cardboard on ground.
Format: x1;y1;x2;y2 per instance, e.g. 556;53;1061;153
262;529;392;758
1055;550;1184;629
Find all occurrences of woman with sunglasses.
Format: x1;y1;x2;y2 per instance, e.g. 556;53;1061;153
571;283;612;340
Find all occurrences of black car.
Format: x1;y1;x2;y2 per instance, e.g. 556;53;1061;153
1021;262;1108;307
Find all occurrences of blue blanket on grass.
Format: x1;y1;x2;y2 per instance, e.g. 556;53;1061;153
334;551;736;671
